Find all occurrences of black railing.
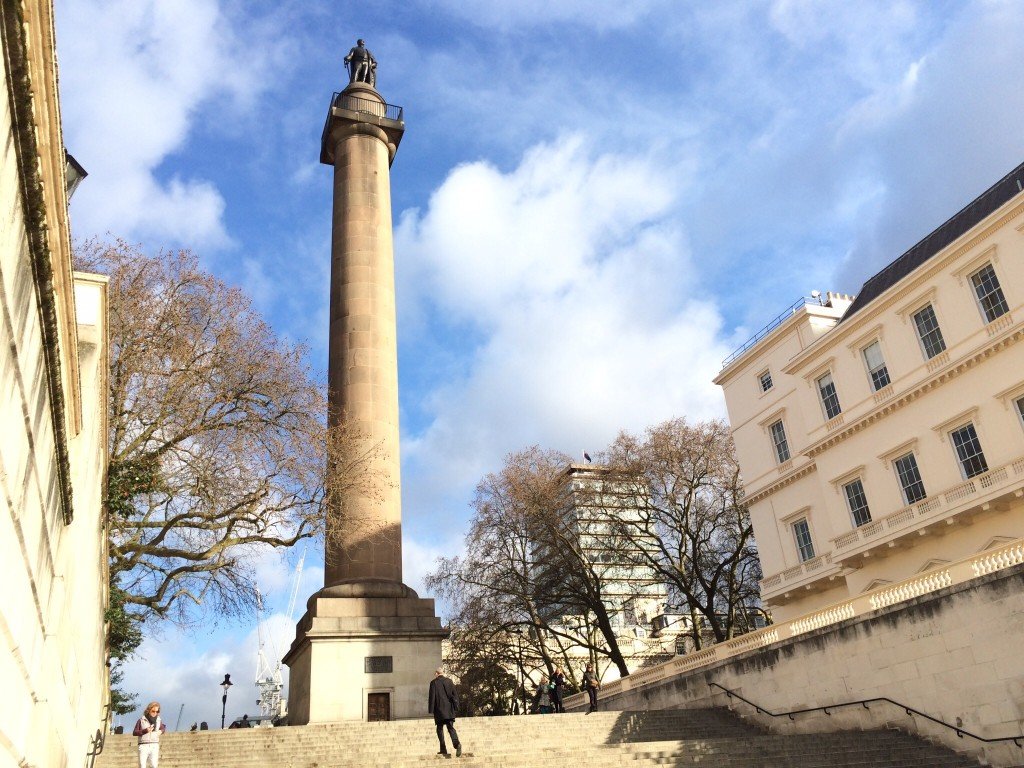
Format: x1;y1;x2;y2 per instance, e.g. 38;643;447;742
321;92;405;159
330;91;404;122
709;682;1023;747
86;702;112;768
721;296;818;369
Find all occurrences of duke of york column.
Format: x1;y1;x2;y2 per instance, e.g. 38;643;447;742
284;40;447;724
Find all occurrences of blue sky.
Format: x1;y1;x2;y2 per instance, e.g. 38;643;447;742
55;0;1024;729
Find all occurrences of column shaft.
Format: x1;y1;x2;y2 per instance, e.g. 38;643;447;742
325;125;402;585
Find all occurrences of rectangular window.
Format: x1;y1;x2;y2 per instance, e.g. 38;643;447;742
843;479;872;527
913;305;946;360
759;370;773;393
950;423;988;478
894;452;927;505
970;264;1009;323
1016;396;1024;425
793;519;815;562
862;341;890;391
817;372;842;419
769;420;790;463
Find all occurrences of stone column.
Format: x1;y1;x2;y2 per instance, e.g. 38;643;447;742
283;81;446;724
325;81;403;586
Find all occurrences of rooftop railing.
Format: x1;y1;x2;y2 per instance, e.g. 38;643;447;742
720;296;819;369
321;92;405;163
330;91;403;122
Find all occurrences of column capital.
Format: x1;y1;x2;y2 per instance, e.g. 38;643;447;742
320;85;405;166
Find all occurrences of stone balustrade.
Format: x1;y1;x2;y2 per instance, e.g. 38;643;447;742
759;454;1024;598
568;535;1024;709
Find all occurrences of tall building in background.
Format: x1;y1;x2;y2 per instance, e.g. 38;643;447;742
530;465;671;680
1;0;110;765
715;160;1024;622
284;49;446;724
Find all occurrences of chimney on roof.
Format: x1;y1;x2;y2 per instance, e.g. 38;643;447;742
824;292;855;313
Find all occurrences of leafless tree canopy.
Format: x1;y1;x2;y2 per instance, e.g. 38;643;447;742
605;418;764;647
430;420;765;686
427;447;639;684
77;240;371;624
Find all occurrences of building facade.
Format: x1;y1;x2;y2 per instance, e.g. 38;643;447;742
528;465;671;682
715;161;1024;622
1;2;110;766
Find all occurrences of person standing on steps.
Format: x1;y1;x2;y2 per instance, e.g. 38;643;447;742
428;668;463;758
551;667;566;713
132;701;166;768
583;663;600;713
532;675;553;714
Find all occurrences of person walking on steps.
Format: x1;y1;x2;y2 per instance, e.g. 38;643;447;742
132;701;166;768
583;663;600;713
551;667;566;713
428;668;463;758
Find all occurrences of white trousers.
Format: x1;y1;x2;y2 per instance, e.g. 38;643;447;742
138;743;159;768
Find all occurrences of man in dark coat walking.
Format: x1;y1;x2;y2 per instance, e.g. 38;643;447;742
428;668;462;757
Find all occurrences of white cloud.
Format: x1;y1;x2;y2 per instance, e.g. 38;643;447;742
426;0;668;30
832;1;1024;288
120;613;296;732
118;550;322;731
396;136;729;534
56;0;290;248
403;534;462;600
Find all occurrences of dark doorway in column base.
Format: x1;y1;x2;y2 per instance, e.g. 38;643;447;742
367;692;391;721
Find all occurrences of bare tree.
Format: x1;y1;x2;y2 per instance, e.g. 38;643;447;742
427;447;640;683
77;239;374;625
605;418;765;649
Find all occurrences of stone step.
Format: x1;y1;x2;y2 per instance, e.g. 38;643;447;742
96;709;979;768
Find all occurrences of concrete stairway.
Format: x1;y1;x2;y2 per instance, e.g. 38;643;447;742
95;708;979;768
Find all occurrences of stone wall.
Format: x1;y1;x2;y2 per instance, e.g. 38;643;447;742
0;3;110;766
580;565;1024;767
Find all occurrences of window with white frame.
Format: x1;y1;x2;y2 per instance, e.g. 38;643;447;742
792;518;815;562
949;423;989;479
758;369;773;393
769;419;790;463
969;264;1009;324
861;341;890;391
1016;396;1024;427
816;372;842;419
893;452;927;504
912;304;946;360
842;478;872;527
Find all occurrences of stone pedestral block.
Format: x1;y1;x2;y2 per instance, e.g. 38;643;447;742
283;585;446;724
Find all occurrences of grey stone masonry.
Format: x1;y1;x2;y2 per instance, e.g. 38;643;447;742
95;708;979;768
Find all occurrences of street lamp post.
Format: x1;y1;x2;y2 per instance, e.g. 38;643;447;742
220;674;233;729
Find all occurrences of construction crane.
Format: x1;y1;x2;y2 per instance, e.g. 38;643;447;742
254;549;305;722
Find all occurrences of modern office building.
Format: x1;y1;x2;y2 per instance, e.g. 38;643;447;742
528;464;670;679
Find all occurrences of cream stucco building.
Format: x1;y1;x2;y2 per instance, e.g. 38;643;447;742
1;1;111;767
715;160;1024;622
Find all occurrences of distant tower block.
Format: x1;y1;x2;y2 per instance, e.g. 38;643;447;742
323;80;404;587
283;51;446;725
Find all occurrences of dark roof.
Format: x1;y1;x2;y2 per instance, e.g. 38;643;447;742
841;159;1024;322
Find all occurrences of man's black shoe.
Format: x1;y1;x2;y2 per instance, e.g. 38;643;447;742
456;746;462;757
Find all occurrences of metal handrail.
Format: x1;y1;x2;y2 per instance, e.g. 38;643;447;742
86;701;112;768
709;682;1023;747
330;91;403;122
320;92;405;160
721;297;818;369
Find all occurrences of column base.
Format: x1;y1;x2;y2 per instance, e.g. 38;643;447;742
282;582;448;724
